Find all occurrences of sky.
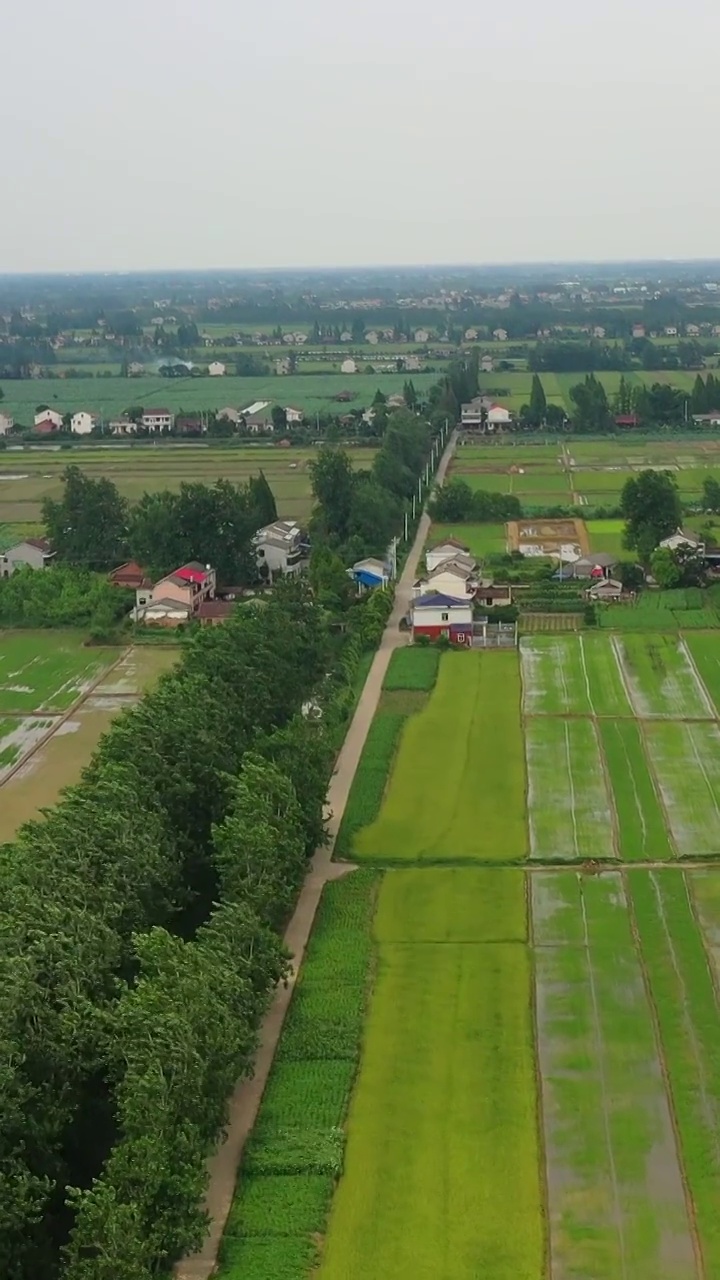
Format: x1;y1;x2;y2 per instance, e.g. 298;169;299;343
2;0;720;272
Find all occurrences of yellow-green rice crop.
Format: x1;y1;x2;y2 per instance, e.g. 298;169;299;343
319;868;543;1280
355;650;527;862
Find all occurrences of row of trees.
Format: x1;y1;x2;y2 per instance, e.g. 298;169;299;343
430;480;521;524
0;582;380;1279
42;466;278;582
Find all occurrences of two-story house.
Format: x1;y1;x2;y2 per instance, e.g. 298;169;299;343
71;411;97;435
141;409;174;433
254;520;304;578
1;537;55;577
136;561;217;625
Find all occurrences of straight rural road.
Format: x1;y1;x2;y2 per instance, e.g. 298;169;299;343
176;429;457;1279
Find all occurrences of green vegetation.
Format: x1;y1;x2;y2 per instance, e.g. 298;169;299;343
334;712;406;858
382;646;439;691
599;720;675;861
614;633;714;718
684;632;720;714
526;716;613;861
319;869;544;1280
355;651;527;863
427;521;507;557
521;633;630;716
217;870;377;1279
630;869;720;1273
643;721;720;857
597;589;720;630
533;872;696;1278
0;630;118;712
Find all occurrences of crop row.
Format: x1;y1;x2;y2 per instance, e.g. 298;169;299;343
382;646;440;692
333;712;406;858
629;869;720;1276
216;870;378;1279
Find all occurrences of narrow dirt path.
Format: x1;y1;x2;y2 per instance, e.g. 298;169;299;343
176;431;457;1280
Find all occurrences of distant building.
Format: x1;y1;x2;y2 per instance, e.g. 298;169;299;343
340;358;357;374
351;557;389;590
0;412;14;435
414;328;430;343
480;354;494;373
492;328;508;341
34;416;60;435
254;519;304;577
284;405;304;424
218;406;241;424
34;408;62;429
70;411;97;435
208;361;226;376
1;536;55;577
632;323;646;339
141;409;173;433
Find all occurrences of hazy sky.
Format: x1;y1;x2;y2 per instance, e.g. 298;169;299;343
2;0;719;271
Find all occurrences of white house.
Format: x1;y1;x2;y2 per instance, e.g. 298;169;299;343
411;592;473;644
0;536;55;577
284;405;304;424
480;354;494;373
70;411;97;436
464;328;478;341
493;328;508;341
340;331;353;342
366;330;379;344
34;408;63;429
686;324;701;337
587;578;623;601
593;325;606;339
218;406;241;424
141;409;174;433
414;328;430;343
208;361;226;376
425;538;471;573
254;519;304;577
659;528;705;554
340;358;357;374
487;403;512;429
351;557;389;590
665;326;678;337
0;412;14;435
414;557;479;600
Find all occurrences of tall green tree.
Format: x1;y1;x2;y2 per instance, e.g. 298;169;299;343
621;469;681;561
309;446;355;541
43;467;129;569
528;374;547;425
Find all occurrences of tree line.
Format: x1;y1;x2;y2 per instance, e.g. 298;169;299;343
42;465;278;582
0;580;393;1279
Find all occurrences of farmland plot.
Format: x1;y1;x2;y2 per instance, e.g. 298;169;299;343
689;869;720;984
643;721;720;857
319;869;544;1280
526;717;614;860
0;631;118;713
521;633;630;716
684;633;720;716
355;651;526;863
630;869;720;1274
533;872;696;1280
613;634;714;719
0;715;57;780
600;720;675;862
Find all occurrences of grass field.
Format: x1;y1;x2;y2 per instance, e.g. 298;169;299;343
426;521;507;557
521;633;631;716
354;650;527;863
613;634;714;719
599;719;676;861
0;444;377;528
526;716;613;860
319;868;544;1280
0;371;438;424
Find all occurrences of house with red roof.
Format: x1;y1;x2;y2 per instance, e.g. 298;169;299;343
137;560;217;625
108;560;152;591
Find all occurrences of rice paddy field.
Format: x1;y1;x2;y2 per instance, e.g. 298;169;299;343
0;444;376;534
217;637;720;1280
0;632;178;842
449;432;720;509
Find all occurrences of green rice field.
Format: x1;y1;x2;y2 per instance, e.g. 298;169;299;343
212;629;720;1280
0;630;119;712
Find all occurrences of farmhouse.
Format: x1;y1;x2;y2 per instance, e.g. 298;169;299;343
557;553;618;580
0;536;55;577
254;520;304;577
108;561;151;590
208;361;226;376
136;561;217;625
411;593;473;644
659;528;705;554
475;583;513;607
493;328;508;341
415;556;480;601
284;405;304;424
196;599;234;625
71;411;97;435
480;354;494;373
586;578;623;601
141;409;174;433
218;406;242;424
34;408;63;429
0;412;14;435
351;557;389;590
35;416;60;435
425;538;471;573
341;358;358;374
692;411;720;427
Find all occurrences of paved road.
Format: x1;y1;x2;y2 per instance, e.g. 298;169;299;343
176;430;456;1279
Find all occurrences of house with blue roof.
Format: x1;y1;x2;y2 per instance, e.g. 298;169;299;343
350;558;389;591
411;592;473;645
